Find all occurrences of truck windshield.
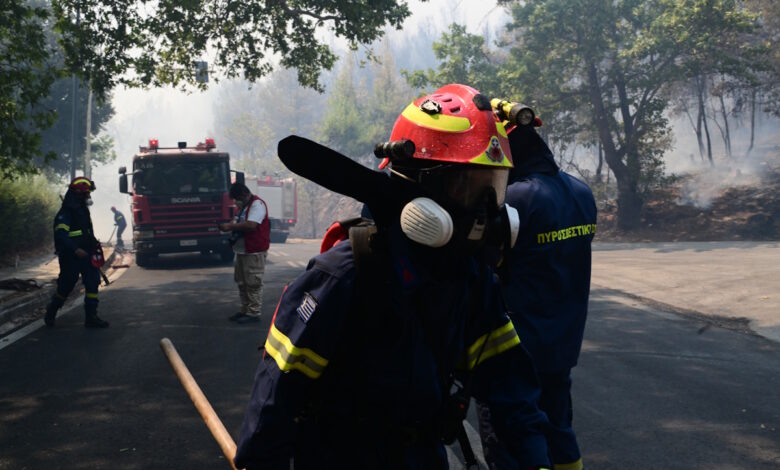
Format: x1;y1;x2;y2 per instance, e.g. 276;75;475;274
133;160;229;195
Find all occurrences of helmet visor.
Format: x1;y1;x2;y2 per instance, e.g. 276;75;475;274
419;165;509;210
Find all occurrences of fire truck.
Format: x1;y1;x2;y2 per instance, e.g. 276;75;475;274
248;176;297;243
118;138;244;267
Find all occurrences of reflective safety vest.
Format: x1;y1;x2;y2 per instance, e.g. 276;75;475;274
241;195;270;253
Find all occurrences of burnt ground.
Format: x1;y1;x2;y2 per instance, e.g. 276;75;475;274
597;165;780;242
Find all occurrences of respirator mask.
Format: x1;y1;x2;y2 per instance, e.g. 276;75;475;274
395;164;519;254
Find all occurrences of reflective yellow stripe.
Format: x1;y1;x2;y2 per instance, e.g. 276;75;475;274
85;292;98;299
495;121;508;138
68;230;83;237
55;223;70;232
554;458;583;470
264;323;328;379
466;320;521;370
400;102;471;133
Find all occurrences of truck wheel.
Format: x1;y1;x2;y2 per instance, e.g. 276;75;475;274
136;253;151;267
220;249;235;263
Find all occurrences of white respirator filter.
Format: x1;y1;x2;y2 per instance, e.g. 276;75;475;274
505;203;520;248
85;198;94;206
400;197;454;248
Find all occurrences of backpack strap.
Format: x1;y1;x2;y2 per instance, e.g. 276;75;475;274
348;223;377;281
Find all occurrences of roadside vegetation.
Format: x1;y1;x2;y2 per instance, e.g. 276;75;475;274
0;177;60;264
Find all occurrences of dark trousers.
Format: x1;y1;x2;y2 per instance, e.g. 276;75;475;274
479;370;581;469
539;370;581;468
116;224;126;247
50;255;100;317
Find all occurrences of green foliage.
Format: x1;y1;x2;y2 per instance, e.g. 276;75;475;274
0;176;60;259
0;2;60;179
52;0;419;100
402;24;502;96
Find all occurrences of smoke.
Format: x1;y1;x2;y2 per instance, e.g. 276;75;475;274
665;113;780;210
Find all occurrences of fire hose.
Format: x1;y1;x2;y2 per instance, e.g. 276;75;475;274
159;338;238;470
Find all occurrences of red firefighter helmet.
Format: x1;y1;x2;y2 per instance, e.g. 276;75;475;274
69;177;96;194
384;84;513;208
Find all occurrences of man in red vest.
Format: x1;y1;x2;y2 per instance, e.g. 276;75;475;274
219;182;270;324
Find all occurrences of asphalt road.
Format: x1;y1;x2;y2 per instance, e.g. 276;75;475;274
0;241;778;469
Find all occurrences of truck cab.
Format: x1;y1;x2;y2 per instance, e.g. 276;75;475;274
119;138;244;266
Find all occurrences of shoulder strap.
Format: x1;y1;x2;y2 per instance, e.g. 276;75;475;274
348;223;377;280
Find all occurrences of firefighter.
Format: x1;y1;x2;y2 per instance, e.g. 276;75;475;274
110;206;127;250
44;177;109;329
478;123;597;470
234;84;551;469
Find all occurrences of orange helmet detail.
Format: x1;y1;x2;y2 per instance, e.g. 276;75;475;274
69;177;95;194
386;84;513;170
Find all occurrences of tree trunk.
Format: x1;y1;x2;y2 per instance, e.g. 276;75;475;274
718;93;732;159
595;140;603;182
616;176;643;230
696;98;705;161
748;89;756;154
586;60;642;230
697;77;714;166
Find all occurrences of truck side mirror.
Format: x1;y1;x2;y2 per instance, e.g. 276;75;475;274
119;174;128;194
235;171;245;185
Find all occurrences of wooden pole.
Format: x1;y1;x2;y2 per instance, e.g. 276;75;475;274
159;338;239;470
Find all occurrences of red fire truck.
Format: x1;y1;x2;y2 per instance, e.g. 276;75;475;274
119;138;244;267
248;176;297;243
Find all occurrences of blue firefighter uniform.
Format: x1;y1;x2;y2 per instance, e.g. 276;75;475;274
234;231;551;469
45;189;105;327
485;126;597;470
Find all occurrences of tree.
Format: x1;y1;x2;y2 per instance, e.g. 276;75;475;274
0;2;59;178
52;0;420;100
37;78;115;176
319;53;370;159
362;41;415;156
214;69;328;171
402;23;502;96
498;0;765;229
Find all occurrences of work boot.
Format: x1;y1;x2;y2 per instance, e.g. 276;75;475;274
84;314;109;328
44;302;58;327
